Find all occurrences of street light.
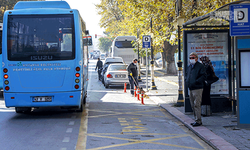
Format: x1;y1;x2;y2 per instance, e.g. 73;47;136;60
150;18;157;90
137;29;142;82
174;15;185;106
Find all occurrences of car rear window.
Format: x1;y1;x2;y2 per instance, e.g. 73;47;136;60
109;65;127;71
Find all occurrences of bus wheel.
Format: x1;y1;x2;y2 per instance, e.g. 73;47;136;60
0;91;3;98
76;102;83;112
15;107;31;113
83;94;87;104
76;94;85;112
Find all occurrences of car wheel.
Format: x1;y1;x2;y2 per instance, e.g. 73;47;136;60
105;83;109;88
102;77;104;84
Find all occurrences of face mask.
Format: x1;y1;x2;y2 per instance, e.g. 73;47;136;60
190;59;196;64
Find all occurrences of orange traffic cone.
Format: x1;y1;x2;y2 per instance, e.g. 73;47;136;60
124;83;127;93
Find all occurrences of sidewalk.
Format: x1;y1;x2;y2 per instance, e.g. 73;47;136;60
140;67;250;150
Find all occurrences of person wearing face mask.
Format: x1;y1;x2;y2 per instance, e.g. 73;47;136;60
127;59;138;96
185;52;206;127
200;56;219;116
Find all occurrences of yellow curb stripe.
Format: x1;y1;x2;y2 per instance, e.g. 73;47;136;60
154;75;178;86
75;107;88;150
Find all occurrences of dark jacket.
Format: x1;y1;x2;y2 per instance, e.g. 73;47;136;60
95;60;103;70
127;62;138;77
185;61;206;90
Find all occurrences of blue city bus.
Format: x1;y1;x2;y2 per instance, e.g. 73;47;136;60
2;1;89;113
0;23;3;96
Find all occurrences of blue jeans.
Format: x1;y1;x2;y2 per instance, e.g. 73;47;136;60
129;76;138;94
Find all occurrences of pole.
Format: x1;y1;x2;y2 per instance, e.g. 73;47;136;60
146;48;148;91
151;42;157;90
176;24;184;106
137;29;142;82
150;18;157;90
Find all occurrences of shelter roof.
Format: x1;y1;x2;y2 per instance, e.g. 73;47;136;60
183;0;250;28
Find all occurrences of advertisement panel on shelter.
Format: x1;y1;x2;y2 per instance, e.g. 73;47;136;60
187;32;229;95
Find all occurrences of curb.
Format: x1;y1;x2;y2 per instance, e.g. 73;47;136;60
147;92;238;150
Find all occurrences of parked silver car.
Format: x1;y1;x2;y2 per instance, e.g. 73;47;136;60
103;64;129;88
101;57;124;84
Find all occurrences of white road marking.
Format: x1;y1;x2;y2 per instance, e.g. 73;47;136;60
66;128;73;133
62;137;70;142
69;121;75;125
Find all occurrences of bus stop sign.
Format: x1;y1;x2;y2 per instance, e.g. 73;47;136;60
230;4;250;36
142;35;151;48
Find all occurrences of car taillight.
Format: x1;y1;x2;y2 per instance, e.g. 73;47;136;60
75;73;80;77
107;74;113;78
4;74;8;79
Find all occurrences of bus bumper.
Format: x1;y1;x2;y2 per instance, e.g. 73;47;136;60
4;91;82;108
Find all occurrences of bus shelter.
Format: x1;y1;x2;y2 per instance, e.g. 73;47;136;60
182;1;242;113
183;0;250;128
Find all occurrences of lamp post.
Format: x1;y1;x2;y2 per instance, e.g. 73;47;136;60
137;29;142;82
176;17;185;106
150;18;157;90
174;0;185;106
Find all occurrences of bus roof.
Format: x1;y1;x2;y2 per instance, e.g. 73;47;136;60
114;36;136;41
14;1;71;9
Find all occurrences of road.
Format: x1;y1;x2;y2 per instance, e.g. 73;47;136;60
77;59;213;150
0;59;213;150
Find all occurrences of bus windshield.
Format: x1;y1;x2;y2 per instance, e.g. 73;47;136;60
7;14;75;61
115;41;134;48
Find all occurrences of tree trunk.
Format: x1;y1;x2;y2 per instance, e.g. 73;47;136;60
163;41;177;75
161;48;166;69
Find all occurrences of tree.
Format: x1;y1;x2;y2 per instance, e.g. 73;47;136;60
0;0;40;22
96;0;238;74
98;37;113;53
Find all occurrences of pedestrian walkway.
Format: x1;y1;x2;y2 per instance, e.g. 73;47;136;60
139;67;250;150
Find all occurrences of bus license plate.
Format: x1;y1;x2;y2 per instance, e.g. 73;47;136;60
33;96;52;102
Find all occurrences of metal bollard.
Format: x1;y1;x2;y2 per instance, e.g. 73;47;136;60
137;87;140;101
141;93;144;105
124;83;127;93
134;86;137;97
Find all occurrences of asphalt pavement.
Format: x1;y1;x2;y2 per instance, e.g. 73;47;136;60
139;67;250;150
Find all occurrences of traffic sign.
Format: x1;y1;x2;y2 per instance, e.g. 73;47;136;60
142;35;151;48
230;4;250;36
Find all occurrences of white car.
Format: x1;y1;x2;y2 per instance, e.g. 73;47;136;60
103;64;129;88
155;58;162;67
100;53;106;60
